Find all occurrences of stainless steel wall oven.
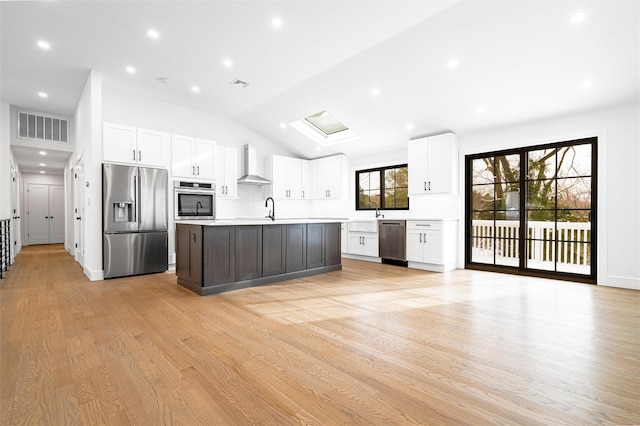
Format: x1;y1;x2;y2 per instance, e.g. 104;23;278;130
174;181;216;220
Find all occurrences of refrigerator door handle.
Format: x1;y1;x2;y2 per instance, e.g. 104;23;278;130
133;174;138;222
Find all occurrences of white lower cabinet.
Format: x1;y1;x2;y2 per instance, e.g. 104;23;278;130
345;220;379;261
406;220;457;272
348;233;379;257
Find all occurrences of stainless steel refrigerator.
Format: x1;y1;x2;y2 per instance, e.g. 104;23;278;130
103;163;168;279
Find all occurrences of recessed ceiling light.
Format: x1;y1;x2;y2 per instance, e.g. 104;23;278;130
579;79;593;89
271;17;283;28
39;151;47;156
476;106;486;114
39;163;45;167
570;11;586;24
147;29;159;39
315;146;322;152
39;171;45;174
126;66;136;74
191;86;200;93
37;40;51;50
447;59;459;69
223;58;233;67
280;122;287;129
406;124;414;131
38;92;48;98
371;88;381;97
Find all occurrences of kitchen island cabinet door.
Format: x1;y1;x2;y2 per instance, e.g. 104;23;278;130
176;224;202;286
236;225;262;281
263;224;286;277
307;223;326;269
203;226;235;285
286;224;307;272
325;223;342;266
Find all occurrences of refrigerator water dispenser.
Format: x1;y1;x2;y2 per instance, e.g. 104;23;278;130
113;201;133;222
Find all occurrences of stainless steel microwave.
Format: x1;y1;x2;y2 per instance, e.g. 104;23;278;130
174;181;216;220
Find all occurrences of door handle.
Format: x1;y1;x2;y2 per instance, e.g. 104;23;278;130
76;217;81;221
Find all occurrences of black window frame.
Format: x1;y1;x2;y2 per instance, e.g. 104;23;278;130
355;164;409;211
465;137;597;284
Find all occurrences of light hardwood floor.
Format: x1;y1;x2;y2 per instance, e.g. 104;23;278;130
1;244;638;425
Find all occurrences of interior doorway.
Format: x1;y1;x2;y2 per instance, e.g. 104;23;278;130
26;183;64;245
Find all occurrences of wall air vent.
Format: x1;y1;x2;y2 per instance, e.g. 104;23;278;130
229;79;250;88
18;111;70;143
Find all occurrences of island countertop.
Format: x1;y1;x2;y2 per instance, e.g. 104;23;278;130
176;217;348;226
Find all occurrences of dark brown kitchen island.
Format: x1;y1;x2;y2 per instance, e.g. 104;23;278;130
175;220;342;296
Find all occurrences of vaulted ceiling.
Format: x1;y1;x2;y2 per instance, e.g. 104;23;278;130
2;1;638;173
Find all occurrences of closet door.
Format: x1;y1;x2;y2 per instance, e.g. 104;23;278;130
27;184;49;245
49;185;65;244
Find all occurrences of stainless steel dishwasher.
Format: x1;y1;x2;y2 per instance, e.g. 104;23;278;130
378;220;407;264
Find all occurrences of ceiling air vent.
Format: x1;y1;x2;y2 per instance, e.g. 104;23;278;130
229;79;250;88
18;111;69;143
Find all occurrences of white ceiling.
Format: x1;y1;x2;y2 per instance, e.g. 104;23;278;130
2;1;638;172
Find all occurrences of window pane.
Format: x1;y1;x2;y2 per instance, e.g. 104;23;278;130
471;237;494;264
395;167;408;187
557;144;591;178
471;211;494;238
557;210;591;243
528;148;556;180
557;177;591;209
472;184;494;211
496;182;519;211
385;189;396;208
527;179;555;211
472;158;494;185
370;172;380;190
395;187;408;208
359;172;370;190
495;154;520;183
557;243;591;274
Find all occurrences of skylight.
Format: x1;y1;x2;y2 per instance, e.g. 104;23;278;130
304;110;348;135
289;110;358;147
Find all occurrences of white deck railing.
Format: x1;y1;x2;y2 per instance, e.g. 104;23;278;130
472;220;591;274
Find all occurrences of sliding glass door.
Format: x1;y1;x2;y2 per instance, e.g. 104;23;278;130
466;137;596;283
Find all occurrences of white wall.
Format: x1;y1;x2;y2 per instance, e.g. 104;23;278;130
72;70;103;280
457;104;639;290
0;103;10;220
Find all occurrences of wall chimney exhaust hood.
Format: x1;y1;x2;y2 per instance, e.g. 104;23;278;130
237;144;272;185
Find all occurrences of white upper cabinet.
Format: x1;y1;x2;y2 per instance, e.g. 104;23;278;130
313;154;350;200
300;159;310;200
408;132;458;195
171;134;216;180
215;145;238;198
266;155;303;199
103;123;169;167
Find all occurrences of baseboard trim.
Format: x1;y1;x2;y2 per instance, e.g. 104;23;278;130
600;275;640;290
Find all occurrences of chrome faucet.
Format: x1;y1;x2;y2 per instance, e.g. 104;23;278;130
265;197;275;221
369;200;383;218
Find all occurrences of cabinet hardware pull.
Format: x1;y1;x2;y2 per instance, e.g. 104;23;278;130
197;166;200;175
193;233;196;243
138;150;141;161
424;181;427;191
192;165;195;175
133;150;136;161
428;181;431;191
419;233;422;243
302;190;305;198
